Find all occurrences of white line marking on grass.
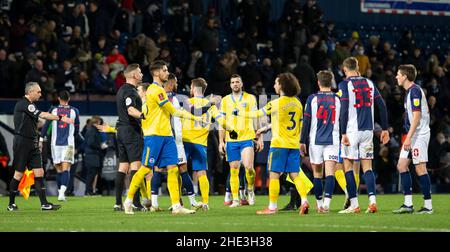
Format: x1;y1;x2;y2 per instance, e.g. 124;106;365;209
162;221;450;232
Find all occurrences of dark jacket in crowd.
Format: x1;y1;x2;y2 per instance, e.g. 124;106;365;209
84;125;103;168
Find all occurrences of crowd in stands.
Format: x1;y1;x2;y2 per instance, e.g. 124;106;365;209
0;0;449;194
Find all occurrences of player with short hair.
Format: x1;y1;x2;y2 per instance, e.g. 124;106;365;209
393;64;433;214
150;74;203;211
123;61;217;214
40;90;80;201
235;73;311;215
181;77;238;211
338;57;390;214
219;74;263;207
300;70;340;213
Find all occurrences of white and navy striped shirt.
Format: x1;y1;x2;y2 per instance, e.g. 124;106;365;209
404;84;430;137
301;91;340;145
41;105;80;146
338;76;388;134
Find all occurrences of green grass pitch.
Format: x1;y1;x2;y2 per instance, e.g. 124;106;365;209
1;194;449;232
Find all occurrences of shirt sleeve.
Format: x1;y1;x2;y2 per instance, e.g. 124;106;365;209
409;87;422;111
373;86;389;130
338;81;349;134
153;89;169;107
40;106;54;138
239;101;270;119
300;96;313;144
124;89;141;110
250;95;258;111
24;102;42;119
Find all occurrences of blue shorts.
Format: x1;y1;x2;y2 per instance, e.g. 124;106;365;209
267;148;300;173
226;140;254;162
184;142;208;171
142;136;178;168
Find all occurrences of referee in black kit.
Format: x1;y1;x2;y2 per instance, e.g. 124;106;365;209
8;82;74;211
113;64;147;211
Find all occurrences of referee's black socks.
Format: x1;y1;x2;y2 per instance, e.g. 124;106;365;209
9;178;20;205
115;171;126;205
34;177;48;205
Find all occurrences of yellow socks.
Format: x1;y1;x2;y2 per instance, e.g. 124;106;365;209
127;166;151;200
335;169;347;192
146;178;151;200
269;178;280;205
167;167;180;206
299;169;314;195
198;174;209;204
355;172;360;191
230;168;239;200
245;168;255;191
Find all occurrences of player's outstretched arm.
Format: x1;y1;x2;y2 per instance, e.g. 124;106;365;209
256;124;271;137
39;111;74;124
162;100;202;122
209;105;238;139
95;123;117;133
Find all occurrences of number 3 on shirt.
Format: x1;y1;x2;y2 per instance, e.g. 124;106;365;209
353;87;373;108
287;111;296;130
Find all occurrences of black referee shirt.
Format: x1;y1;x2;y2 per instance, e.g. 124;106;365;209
116;83;142;130
14;97;42;139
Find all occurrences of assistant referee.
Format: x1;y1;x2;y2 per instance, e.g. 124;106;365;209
7;82;74;211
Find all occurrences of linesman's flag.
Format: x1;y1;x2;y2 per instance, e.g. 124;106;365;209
18;169;35;200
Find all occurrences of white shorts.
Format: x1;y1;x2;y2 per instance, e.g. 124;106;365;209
399;132;430;165
309;144;339;164
176;142;187;165
51;145;75;164
341;130;373;160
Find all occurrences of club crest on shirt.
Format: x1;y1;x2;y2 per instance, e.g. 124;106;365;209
336;90;342;97
28;104;36;112
241;102;247;108
158;93;165;101
125;97;132;106
413;98;420;107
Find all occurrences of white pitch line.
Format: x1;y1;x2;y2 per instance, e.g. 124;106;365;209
155;221;450;232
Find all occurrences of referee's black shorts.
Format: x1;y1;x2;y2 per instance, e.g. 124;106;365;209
12;135;42;172
116;125;143;163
